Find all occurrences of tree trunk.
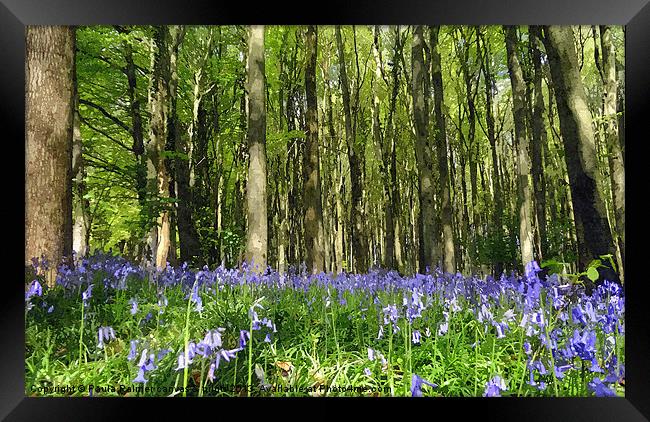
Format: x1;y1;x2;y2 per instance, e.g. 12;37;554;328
244;25;268;272
411;26;437;273
529;26;549;260
542;25;618;285
123;38;147;211
303;26;325;273
430;26;456;273
504;26;535;269
146;26;172;268
336;26;367;273
72;78;90;258
599;25;625;275
26;26;75;286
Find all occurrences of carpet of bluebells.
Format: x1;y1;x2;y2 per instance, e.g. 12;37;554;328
25;253;625;397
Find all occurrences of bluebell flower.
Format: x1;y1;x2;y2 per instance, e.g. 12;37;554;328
589;358;604;373
176;354;186;371
203;329;224;349
364;368;372;376
132;367;147;383
220;348;238;362
410;374;437;397
572;305;587;326
207;362;216;382
412;330;421;344
483;375;507;397
47;305;54;313
97;326;116;349
554;363;572;379
438;321;449;336
570;329;597;361
82;284;93;302
368;348;375;361
129;299;138;315
239;330;250;349
588;377;617;397
25;280;43;300
523;341;532;355
127;340;138;361
525;261;541;279
137;349;149;367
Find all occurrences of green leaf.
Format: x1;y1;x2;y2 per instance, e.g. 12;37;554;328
586;266;599;282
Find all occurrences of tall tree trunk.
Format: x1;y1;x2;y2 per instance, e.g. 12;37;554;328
335;26;367;273
504;26;535;269
26;26;75;286
371;26;395;270
542;25;618;285
529;26;549;260
303;25;325;273
164;26;184;267
146;26;172;268
430;26;456;273
411;25;437;273
599;25;625;275
72;77;90;258
123;38;147;211
244;25;268;272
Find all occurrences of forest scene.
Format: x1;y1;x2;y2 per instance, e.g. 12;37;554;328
25;25;625;397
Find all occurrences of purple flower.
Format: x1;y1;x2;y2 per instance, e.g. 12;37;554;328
525;261;541;279
364;368;372;376
412;330;421;344
137;349;148;367
570;329;597;361
589;358;604;373
132;367;147;383
483;375;507;397
129;299;138;315
554;364;572;380
207;362;216;382
572;305;587;326
368;348;375;361
588;377;617;397
411;374;437;397
97;326;116;349
127;340;138;361
176;354;186;371
239;330;250;349
438;321;449;336
25;280;43;301
82;284;93;302
523;341;532;355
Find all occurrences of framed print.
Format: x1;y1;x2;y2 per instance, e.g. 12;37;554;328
3;0;649;419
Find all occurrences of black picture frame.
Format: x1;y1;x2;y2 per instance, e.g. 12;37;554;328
3;0;649;419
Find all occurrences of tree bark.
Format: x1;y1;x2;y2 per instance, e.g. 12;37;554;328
430;26;456;273
72;76;90;258
411;25;437;273
504;26;535;269
542;25;618;285
303;25;325;273
529;26;549;260
336;26;368;273
599;25;625;274
146;26;172;268
244;25;268;272
123;38;147;210
26;26;75;286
